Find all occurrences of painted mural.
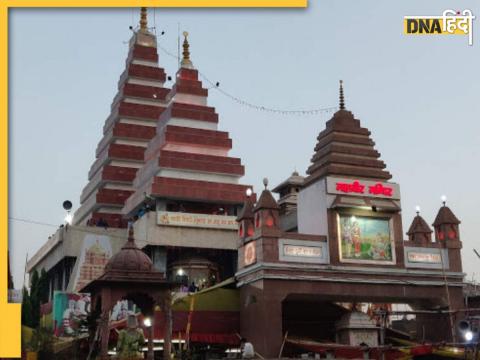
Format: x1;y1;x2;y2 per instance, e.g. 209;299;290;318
338;215;394;263
71;234;112;292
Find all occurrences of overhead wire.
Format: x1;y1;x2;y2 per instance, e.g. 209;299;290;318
9;217;58;228
9;216;133;241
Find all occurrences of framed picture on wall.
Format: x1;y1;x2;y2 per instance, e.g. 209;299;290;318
337;214;396;265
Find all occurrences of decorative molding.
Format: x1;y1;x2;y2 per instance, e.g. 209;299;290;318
235;261;465;279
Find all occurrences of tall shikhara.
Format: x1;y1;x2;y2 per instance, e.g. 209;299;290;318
75;13;251;227
74;9;168;227
305;80;391;186
123;31;250;216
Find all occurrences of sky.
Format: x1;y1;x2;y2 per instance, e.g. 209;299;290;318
8;1;480;288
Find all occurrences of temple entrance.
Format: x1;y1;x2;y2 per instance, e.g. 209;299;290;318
282;296;349;343
166;247;237;289
279;291;461;357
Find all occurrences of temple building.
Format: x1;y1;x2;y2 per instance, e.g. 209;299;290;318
125;29;252;283
74;8;168;229
235;81;465;357
27;9;252;298
25;9;470;359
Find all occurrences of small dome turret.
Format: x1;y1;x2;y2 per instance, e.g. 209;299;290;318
407;213;432;245
105;226;153;272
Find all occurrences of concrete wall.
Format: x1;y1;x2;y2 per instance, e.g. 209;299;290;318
297;178;333;236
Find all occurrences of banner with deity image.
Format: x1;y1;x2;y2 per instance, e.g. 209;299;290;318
53;292;91;337
338;215;395;264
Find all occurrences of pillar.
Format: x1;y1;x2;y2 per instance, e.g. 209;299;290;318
240;285;283;358
99;310;110;360
100;289;112;360
147;319;154;360
146;302;155;360
163;295;172;360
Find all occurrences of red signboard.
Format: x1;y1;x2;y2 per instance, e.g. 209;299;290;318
335;180;393;197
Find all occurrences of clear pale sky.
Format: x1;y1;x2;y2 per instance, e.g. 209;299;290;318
9;1;480;288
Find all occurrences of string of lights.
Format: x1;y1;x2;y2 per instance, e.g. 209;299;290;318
148;15;337;116
156;42;337;116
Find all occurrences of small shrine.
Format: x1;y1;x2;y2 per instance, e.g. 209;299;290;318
81;225;173;360
335;311;379;347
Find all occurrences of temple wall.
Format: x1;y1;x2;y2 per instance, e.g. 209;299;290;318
27;226;127;275
297;178;332;236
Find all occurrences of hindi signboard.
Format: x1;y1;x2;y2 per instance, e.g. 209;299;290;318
157;211;238;230
326;177;401;200
279;239;329;264
284;244;322;258
407;252;442;264
404;247;449;269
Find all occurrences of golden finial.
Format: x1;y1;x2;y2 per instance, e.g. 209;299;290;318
181;31;193;68
339;80;345;110
139;7;148;32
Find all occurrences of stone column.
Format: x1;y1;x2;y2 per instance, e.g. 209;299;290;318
260;296;283;358
240;285;283;358
99;310;110;360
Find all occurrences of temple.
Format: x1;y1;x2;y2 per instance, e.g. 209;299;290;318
74;7;168;228
27;9;252;299
236;81;465;357
25;9;470;359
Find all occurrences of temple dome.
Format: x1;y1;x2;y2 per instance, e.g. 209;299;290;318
105;227;153;272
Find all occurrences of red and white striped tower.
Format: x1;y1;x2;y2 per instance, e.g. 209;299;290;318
74;8;169;228
123;31;252;217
